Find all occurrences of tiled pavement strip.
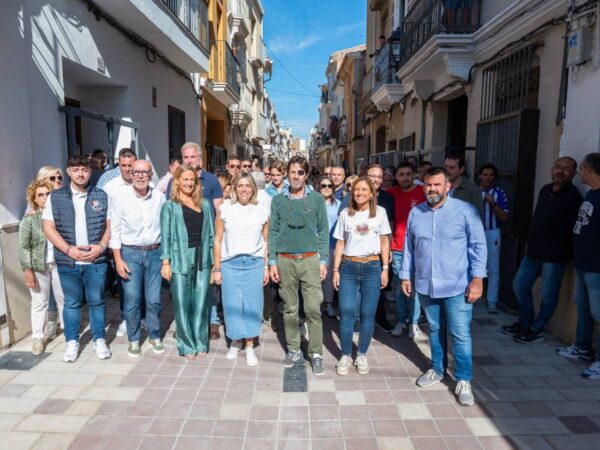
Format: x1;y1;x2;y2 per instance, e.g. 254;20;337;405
1;290;600;450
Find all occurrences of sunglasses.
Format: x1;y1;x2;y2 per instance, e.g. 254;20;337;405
49;175;63;182
132;170;152;177
36;192;51;198
290;170;306;176
229;164;241;169
242;164;252;168
320;184;333;189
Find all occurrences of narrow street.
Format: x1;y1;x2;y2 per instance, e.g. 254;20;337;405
1;290;598;450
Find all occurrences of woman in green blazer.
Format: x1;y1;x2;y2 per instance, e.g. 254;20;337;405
19;179;65;355
160;165;214;359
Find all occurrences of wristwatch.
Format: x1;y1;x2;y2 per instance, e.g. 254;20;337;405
98;242;107;252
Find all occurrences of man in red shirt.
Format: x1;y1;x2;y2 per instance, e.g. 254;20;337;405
388;162;426;338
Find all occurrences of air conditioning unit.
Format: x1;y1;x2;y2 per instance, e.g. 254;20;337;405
566;27;593;67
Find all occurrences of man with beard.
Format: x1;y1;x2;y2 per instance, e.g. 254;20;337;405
401;167;486;406
269;156;329;375
503;157;582;343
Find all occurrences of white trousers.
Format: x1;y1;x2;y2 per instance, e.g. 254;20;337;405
29;264;64;339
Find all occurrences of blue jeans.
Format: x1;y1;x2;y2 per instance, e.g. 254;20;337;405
392;251;420;325
513;257;566;331
485;229;501;304
339;260;382;355
57;263;108;342
573;270;600;356
121;247;162;342
420;293;473;382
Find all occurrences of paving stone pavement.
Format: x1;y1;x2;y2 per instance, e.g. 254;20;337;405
1;290;599;450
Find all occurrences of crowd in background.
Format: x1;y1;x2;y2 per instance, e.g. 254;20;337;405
17;142;600;408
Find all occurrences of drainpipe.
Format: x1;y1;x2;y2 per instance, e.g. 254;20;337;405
419;100;427;153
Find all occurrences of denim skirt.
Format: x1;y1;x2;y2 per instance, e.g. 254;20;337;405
221;255;264;340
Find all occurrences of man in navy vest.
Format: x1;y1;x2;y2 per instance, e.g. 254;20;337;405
43;155;112;363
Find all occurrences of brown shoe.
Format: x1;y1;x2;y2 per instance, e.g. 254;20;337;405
210;324;220;340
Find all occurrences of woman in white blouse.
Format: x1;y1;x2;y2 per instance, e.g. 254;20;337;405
212;174;270;366
332;177;391;376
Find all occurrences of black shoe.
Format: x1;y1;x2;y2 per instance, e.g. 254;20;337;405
501;322;528;336
514;329;544;344
375;320;394;333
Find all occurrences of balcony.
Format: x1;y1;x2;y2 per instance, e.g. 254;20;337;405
371;39;404;112
230;84;253;129
396;0;481;83
94;0;210;72
229;0;250;38
361;66;378;114
206;40;240;107
250;38;266;68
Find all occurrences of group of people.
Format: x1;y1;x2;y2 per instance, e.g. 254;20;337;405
17;140;600;407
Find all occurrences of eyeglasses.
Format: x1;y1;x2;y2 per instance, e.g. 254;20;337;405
287;197;307;229
368;174;384;179
36;192;50;198
132;170;152;177
49;175;63;182
229;164;241;169
320;184;333;189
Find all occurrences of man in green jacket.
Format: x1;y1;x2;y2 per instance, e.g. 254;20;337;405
269;156;329;375
444;154;484;219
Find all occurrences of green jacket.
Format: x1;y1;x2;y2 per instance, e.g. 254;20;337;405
268;191;329;264
453;176;484;220
160;199;214;274
19;210;47;271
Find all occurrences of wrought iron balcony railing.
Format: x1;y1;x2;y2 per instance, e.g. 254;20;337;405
398;0;480;69
161;0;210;52
373;40;400;93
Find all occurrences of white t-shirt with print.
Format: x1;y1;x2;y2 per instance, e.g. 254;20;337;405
333;206;391;256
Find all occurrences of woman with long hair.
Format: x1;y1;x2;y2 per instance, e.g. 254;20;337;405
213;174;269;366
160;165;215;359
36;166;63;191
332;177;391;376
216;172;234;200
19;179;65;355
318;176;340;318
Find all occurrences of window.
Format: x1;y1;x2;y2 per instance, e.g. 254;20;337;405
168;106;186;161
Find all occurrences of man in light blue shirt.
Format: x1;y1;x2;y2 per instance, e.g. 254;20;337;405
400;167;487;407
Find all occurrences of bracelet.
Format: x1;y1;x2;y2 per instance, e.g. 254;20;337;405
161;262;170;266
333;268;339;272
212;268;222;273
382;265;389;270
264;265;269;270
65;245;73;256
98;242;107;252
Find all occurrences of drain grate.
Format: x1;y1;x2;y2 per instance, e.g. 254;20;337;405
0;351;50;371
283;361;307;392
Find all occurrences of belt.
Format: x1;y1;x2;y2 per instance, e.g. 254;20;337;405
342;255;380;263
279;252;317;260
122;244;160;251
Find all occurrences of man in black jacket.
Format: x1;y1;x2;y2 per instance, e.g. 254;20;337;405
502;157;582;343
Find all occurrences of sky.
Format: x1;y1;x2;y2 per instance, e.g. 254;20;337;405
262;0;367;142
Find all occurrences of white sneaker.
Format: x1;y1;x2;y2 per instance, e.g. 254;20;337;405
116;320;127;337
455;380;475;406
93;338;112;360
226;344;241;360
354;354;369;375
245;347;258;366
336;355;352;376
324;303;337;318
391;322;407;337
408;324;422;339
64;340;79;363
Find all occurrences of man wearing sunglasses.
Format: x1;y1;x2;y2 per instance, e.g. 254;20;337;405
269;156;330;375
226;155;242;181
241;159;253;174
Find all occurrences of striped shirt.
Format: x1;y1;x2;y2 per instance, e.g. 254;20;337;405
480;186;509;231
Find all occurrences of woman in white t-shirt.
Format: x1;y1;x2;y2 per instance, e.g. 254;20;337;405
212;174;270;366
332;177;391;376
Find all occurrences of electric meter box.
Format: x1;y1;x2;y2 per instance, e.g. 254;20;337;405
567;27;593;67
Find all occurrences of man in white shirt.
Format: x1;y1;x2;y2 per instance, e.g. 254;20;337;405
43;155;112;363
110;160;166;357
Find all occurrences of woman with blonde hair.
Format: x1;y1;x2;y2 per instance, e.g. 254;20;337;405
36;166;63;191
19;179;65;355
332;177;391;376
216;172;234;200
213;174;269;366
160;164;214;359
